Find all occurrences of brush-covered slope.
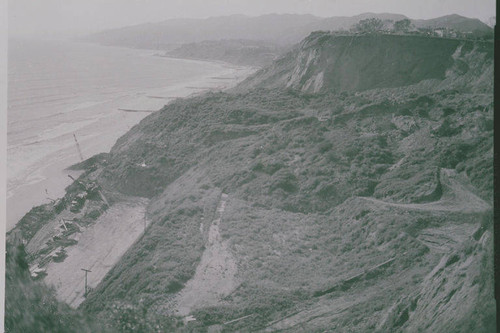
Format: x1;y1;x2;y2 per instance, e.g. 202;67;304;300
4;236;105;332
237;32;493;93
11;33;494;332
76;34;493;331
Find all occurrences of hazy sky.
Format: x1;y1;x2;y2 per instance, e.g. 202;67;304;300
9;0;496;38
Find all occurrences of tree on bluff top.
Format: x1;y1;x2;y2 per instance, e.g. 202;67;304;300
354;18;384;33
394;19;412;33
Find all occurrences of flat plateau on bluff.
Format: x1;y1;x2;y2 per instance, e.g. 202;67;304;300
6;32;494;332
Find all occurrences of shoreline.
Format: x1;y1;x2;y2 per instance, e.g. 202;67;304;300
7;48;256;231
158;53;261;72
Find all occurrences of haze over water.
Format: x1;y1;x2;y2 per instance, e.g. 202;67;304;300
7;39;253;230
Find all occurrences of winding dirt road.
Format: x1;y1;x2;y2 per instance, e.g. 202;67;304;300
362;169;490;213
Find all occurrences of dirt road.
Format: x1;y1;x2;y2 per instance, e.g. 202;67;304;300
43;197;149;308
362;169;490;213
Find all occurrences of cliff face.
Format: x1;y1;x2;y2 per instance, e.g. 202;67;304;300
237;33;493;93
11;33;494;332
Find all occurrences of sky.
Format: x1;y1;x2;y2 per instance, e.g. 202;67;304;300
7;0;498;38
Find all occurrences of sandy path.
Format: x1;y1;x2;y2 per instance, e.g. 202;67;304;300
175;193;238;316
43;197;149;308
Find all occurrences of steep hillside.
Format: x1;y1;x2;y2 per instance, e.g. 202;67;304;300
9;32;494;332
4;236;105;332
86;35;492;331
237;33;493;93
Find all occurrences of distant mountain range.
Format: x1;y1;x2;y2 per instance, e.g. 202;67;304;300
82;13;493;50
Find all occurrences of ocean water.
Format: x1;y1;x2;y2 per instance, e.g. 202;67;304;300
7;39;254;230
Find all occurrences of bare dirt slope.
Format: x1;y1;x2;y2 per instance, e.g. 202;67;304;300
43;197;149;308
174;193;238;316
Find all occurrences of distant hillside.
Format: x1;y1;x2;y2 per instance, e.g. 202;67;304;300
278;12;408;43
82;13;493;50
486;16;496;28
81;14;321;49
413;14;493;36
166;39;289;67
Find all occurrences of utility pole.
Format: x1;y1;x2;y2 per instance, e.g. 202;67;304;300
81;268;92;297
73;133;84;161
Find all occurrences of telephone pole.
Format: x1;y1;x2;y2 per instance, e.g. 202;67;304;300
81;268;92;297
73;133;84;161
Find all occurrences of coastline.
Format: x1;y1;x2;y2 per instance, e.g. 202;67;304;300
158;53;262;71
7;47;256;231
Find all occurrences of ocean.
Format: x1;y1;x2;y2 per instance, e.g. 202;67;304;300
7;39;254;230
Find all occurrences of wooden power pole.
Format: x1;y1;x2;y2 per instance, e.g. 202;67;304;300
81;268;92;297
73;133;84;161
